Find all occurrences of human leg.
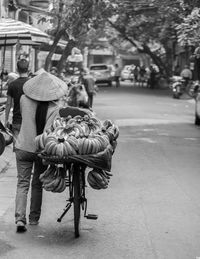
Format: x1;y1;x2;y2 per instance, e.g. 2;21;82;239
88;94;93;108
29;157;47;223
15;149;35;225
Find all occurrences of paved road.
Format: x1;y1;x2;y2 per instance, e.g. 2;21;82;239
0;85;200;259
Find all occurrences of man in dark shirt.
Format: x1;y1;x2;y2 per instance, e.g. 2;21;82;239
5;59;29;149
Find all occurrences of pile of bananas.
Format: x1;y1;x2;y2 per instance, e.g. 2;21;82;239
87;169;112;190
39;165;67;192
35;115;119;158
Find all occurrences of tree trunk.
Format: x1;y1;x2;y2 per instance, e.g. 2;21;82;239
57;39;76;75
44;29;66;71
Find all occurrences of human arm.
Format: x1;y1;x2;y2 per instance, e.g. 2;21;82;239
5;95;13;127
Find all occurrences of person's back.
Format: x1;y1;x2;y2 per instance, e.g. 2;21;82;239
5;59;29;148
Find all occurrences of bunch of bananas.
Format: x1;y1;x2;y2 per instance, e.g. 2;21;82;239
39;165;67;193
35;114;119;158
87;169;112;190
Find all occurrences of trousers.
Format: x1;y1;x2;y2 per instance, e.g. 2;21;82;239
15;149;47;224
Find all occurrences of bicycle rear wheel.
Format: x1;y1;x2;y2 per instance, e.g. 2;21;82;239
73;165;81;238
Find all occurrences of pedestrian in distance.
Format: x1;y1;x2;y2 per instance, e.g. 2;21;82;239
14;71;68;233
5;59;29;150
80;69;96;108
114;64;121;88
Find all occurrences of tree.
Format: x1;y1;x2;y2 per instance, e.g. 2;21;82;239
100;0;188;77
43;0;108;74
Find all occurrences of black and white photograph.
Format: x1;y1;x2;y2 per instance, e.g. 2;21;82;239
0;0;200;258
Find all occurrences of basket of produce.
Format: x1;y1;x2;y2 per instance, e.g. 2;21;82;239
36;112;119;171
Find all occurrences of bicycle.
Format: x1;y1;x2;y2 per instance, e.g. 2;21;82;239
38;154;98;238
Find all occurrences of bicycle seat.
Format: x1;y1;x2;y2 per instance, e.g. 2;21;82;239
59;106;93;118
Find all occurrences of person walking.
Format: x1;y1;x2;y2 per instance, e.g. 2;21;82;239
5;59;29;149
81;69;96;108
114;64;121;88
14;71;68;232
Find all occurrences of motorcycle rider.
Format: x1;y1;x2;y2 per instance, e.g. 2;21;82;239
180;65;192;88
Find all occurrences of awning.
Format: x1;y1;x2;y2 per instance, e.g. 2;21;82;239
0;18;49;45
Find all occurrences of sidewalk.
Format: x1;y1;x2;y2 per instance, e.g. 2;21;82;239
0;145;16;217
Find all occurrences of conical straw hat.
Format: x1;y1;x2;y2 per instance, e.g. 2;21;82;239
23;71;68;101
34;68;46;76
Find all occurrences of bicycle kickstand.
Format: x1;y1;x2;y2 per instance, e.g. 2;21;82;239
57;202;72;222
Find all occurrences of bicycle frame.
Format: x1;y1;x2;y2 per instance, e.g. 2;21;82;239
56;162;97;238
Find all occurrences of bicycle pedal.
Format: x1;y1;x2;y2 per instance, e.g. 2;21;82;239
85;214;98;220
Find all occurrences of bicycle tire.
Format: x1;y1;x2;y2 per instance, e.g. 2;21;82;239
73;165;81;238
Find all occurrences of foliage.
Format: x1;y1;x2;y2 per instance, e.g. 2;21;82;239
43;0;109;71
176;8;200;46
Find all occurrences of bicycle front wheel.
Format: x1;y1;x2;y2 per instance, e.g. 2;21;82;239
73;165;81;238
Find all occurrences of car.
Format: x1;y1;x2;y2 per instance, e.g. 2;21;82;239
120;65;134;81
89;64;112;86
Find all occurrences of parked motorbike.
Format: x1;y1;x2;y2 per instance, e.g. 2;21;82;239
170;76;186;99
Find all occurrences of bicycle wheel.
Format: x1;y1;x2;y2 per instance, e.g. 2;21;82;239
73;164;81;238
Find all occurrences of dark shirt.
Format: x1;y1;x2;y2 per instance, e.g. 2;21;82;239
7;77;29;125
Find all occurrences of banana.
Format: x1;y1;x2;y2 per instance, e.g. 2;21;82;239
51;143;58;156
42;173;56;185
56;143;64;158
42;131;48;146
80;122;90;137
73;127;80;138
39;166;54;181
74;115;82;121
64;141;75;156
58;179;67;192
90;138;98;154
86;138;93;154
67;118;76;125
68;143;77;155
54;126;66;137
44;141;56;155
81;138;88;155
51;176;62;192
99;170;111;180
83;114;90;122
38;134;45;150
92;139;102;153
44;176;61;191
113;125;119;140
87;173;102;190
84;124;91;137
45;133;58;142
63;142;69;156
91;171;104;183
74;124;85;138
90;117;102;126
95;136;106;151
35;135;41;151
67;136;79;151
101;134;110;146
78;138;84;154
